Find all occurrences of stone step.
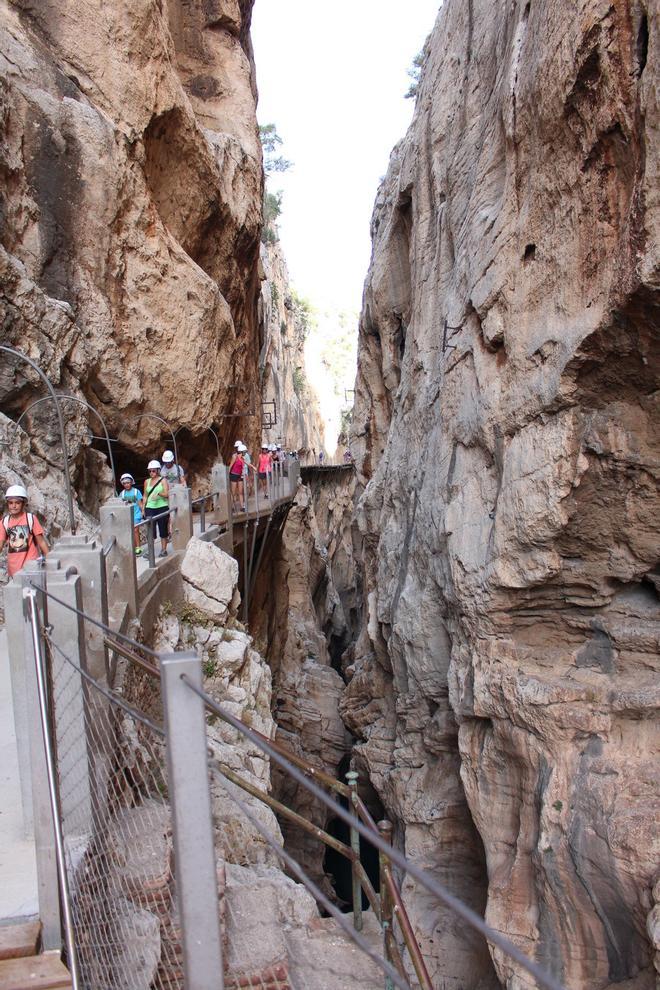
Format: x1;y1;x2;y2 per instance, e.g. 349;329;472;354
0;920;40;960
0;953;71;990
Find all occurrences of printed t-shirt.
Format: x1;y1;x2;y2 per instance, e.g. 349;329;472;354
161;465;184;484
1;512;44;578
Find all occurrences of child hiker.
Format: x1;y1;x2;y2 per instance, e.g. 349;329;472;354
0;484;49;578
119;473;145;556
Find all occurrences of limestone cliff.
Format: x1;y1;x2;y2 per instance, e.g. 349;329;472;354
0;0;263;515
259;241;325;456
345;1;659;988
251;469;360;895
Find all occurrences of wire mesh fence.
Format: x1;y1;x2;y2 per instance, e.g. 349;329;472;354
47;633;185;990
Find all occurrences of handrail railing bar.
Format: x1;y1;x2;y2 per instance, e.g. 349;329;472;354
355;793;380;833
384;866;433;990
102;636;160;679
212;760;356;863
183;675;566;990
135;506;176;528
210;765;412;990
26;593;81;989
29;582;162;658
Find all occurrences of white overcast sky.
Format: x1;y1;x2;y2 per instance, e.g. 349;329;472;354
251;1;441;316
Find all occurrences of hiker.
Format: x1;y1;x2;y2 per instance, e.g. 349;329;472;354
318;449;325;464
0;484;49;578
160;450;186;486
161;450;185;540
119;473;144;556
257;444;271;498
143;460;170;558
229;446;246;511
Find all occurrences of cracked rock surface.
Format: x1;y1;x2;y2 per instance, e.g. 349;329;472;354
345;1;659;987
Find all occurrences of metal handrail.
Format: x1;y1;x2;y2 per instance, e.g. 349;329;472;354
135;506;177;568
384;865;433;990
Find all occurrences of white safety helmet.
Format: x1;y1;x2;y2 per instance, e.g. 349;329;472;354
5;484;28;500
162;450;175;463
234;440;242;448
269;444;276;452
261;444;268;449
237;443;247;452
147;460;161;470
120;473;134;483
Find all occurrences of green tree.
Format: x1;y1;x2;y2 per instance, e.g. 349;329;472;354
405;50;425;99
259;123;292;175
258;123;291;244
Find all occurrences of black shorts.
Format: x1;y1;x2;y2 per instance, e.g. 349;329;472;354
258;472;267;479
145;505;169;538
229;472;243;483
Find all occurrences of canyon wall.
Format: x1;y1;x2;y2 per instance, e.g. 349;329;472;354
259;241;325;456
345;1;659;988
251;468;361;895
0;0;263;518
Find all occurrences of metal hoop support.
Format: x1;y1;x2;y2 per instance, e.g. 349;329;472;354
14;394;118;495
124;412;179;469
175;424;220;460
0;345;76;533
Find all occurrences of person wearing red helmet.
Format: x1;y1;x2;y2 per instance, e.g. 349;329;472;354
0;484;49;578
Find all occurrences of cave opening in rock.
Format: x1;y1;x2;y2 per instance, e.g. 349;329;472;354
322;756;383;915
636;12;649;77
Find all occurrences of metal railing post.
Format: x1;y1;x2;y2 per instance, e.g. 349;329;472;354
146;518;156;568
346;770;363;932
24;588;81;987
160;651;224;989
378;820;395;990
200;498;206;533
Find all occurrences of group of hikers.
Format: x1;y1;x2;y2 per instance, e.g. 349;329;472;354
228;441;290;511
117;449;186;558
1;437;355;577
0;441;302;577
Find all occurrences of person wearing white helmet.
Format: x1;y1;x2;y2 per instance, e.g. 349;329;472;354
0;484;49;578
119;473;145;556
143;460;170;557
228;446;247;511
257;443;272;498
160;450;186;486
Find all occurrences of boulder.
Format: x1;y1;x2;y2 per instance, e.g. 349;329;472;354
181;537;239;621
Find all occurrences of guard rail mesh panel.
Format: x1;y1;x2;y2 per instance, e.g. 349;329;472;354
48;634;184;990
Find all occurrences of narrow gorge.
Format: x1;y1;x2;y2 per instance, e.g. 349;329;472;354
0;1;658;989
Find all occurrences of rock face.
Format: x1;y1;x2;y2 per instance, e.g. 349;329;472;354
0;0;263;492
260;241;325;456
346;1;659;988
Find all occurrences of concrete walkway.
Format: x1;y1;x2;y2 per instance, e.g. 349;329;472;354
0;628;38;923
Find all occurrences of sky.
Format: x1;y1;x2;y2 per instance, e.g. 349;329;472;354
251;1;442;317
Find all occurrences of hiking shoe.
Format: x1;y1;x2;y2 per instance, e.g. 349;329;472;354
159;550;168;558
